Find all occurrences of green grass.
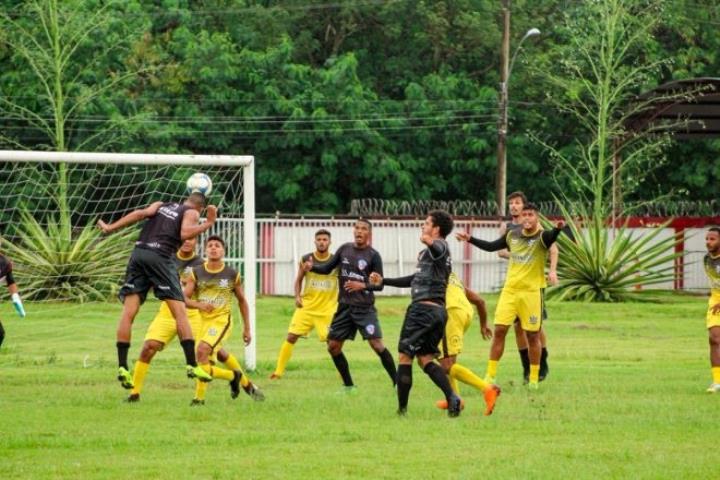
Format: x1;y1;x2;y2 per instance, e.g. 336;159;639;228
0;293;717;479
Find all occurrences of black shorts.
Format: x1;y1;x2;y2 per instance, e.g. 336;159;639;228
118;248;184;304
327;304;382;341
398;302;447;357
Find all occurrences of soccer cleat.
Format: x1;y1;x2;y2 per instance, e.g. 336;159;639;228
117;367;134;390
447;394;463;418
706;383;720;393
483;384;501;416
243;382;266;402
269;373;282;380
483;374;496;385
125;393;140;403
230;371;241;399
397;408;408;417
186;365;213;383
189;399;205;406
434;398;465;410
337;385;358;396
528;381;539;391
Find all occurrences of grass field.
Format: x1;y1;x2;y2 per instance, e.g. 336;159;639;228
0;293;717;479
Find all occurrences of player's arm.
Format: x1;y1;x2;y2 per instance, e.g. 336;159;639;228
375;273;415;288
4;267;25;318
97;201;162;234
293;261;307;308
540;220;565;248
421;235;447;259
182;272;213;313
345;251;385;292
233;275;251;345
497;224;510;259
548;243;559;286
306;249;341;274
180;205;217;240
465;288;491;340
456;231;508;252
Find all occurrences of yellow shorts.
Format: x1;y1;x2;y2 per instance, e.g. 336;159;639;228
707;293;720;329
495;288;543;332
439;307;472;357
144;306;203;347
199;313;233;354
288;309;333;341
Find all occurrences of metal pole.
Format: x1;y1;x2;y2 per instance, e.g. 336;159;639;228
496;1;510;217
243;159;257;371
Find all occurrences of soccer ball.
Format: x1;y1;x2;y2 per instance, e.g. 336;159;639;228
186;172;212;195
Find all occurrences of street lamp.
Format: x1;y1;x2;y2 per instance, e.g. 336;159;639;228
496;25;541;217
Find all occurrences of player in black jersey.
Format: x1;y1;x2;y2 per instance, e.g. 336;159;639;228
0;253;26;349
97;192;217;389
303;219;397;392
369;210;463;417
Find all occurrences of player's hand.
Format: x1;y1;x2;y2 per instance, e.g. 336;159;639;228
369;272;383;286
344;280;366;292
711;303;720;315
205;205;218;224
548;270;559;286
198;302;214;313
455;231;471;242
302;257;313;272
295;295;303;308
97;220;111;234
243;329;251;346
555;219;565;229
480;326;493;340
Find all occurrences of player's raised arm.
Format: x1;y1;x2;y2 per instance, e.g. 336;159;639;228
309;250;341;275
97;201;162;234
540;220;565;248
234;275;251;345
457;231;508;252
180;205;217;241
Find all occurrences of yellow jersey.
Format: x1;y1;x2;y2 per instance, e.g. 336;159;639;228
446;272;473;315
191;262;241;319
300;252;338;315
704;253;720;295
505;227;549;291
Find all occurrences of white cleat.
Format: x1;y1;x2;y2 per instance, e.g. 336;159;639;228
706;383;720;394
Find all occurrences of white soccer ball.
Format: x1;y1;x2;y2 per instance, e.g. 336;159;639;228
186;172;212;195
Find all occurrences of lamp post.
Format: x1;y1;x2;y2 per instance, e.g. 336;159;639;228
495;5;540;217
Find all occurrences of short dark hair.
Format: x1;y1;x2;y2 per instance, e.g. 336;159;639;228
508;191;528;205
315;229;331;238
356;218;372;230
187;192;207;208
428;210;454;238
708;227;720;236
522;202;539;212
206;235;225;248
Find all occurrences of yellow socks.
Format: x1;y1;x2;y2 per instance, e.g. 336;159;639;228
130;361;149;396
529;364;540;384
712;366;720;384
450;363;490;391
194;379;208;401
449;374;460;394
273;341;295;377
223;353;242;371
486;360;499;379
201;363;234;381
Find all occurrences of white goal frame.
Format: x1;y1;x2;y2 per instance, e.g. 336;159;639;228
0;150;258;370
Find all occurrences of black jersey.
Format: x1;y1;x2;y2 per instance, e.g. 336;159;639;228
0;254;15;286
135;202;191;257
409;240;452;304
311;242;383;307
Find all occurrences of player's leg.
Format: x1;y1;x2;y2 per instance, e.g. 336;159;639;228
708;326;720;393
515;320;530;383
165;299;211;382
360;307;396;386
539;289;550;380
486;290;516;382
327;305;355;389
272;307;313;379
126;339;164;402
396;352;413;415
520;290;544;388
0;319;5;349
417;352;462;418
116;293;141;389
217;348;264;401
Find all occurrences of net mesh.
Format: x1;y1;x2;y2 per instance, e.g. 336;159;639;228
0;160;244;303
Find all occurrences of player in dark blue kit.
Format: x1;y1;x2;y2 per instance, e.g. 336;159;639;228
304;219;397;392
97;193;216;389
369;211;462;417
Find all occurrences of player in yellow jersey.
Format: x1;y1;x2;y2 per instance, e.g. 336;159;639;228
457;203;564;389
497;191;557;383
270;229;338;379
184;235;264;405
435;272;500;415
702;227;720;393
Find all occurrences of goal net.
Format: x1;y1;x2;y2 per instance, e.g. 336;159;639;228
0;150;258;369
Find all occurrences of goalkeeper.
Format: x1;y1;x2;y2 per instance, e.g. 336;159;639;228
0;253;26;349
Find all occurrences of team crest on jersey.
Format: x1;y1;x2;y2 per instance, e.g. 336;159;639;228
527;239;537;247
529;315;538;325
183;266;192;275
358;259;368;271
208;327;218;336
365;324;375;335
219;278;229;288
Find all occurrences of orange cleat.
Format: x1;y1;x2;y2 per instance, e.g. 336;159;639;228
483;384;501;416
269;373;282;380
435;398;465;410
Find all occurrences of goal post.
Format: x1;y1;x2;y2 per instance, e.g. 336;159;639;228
0;150;258;370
